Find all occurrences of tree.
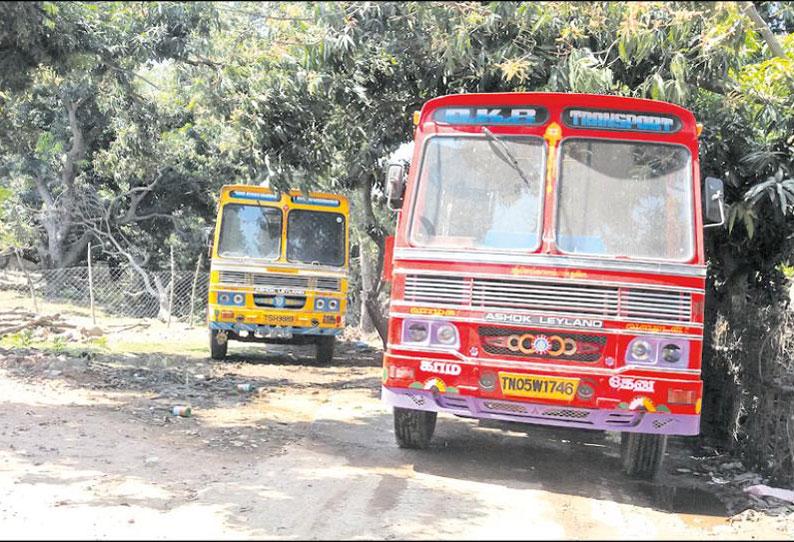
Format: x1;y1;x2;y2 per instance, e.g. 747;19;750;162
0;1;219;269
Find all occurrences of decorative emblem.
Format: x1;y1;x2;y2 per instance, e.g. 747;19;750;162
533;335;550;354
482;334;599;356
274;295;286;308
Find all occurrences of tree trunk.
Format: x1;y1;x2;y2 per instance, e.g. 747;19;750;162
31;96;91;269
359;173;388;345
358;232;375;334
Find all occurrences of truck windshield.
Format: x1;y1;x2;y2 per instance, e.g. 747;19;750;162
217;203;282;260
287;210;346;267
556;139;694;261
410;136;545;250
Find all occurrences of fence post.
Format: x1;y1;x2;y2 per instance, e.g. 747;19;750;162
15;247;38;315
168;245;175;328
189;252;202;327
88;242;96;326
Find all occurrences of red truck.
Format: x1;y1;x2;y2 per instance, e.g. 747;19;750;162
381;93;725;479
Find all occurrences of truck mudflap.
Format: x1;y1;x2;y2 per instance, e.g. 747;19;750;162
381;386;700;436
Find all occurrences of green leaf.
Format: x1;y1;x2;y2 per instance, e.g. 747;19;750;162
744;211;755;239
777;182;787;215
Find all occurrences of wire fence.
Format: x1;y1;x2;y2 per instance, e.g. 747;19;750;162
0;264;210;323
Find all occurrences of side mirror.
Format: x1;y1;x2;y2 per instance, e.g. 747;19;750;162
203;226;214;258
704;176;725;228
350;244;360;260
385;163;406;211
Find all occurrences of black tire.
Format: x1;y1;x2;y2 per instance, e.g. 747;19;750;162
621;432;667;480
210;328;228;360
316;336;335;363
394;407;437;449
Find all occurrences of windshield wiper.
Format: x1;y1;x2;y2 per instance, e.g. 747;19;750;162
481;126;532;189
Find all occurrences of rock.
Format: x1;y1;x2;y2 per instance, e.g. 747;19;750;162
144;456;159;465
745;484;794;503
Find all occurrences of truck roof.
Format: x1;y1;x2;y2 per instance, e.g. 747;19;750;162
418;92;696;129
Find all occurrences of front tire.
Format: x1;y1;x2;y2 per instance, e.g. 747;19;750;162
394;407;437;449
621;432;667;480
210;328;228;360
316;336;335;363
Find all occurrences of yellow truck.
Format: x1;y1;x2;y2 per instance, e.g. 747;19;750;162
207;185;350;362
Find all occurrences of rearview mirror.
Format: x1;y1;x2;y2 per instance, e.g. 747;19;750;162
385;163;406;211
203;226;214;258
704;177;725;228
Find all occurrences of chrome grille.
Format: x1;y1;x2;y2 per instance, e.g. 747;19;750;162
472;278;619;316
316;277;342;292
404;275;468;305
542;408;589;419
479;327;606;362
404;274;692;324
620;288;691;321
218;270;248;285
483;401;528;414
218;271;342;292
252;274;310;289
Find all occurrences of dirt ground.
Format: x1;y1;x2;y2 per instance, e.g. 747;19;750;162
0;295;793;539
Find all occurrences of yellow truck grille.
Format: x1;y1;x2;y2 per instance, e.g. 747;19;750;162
218;270;341;292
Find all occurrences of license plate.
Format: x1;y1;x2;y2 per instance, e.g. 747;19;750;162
263;328;292;339
498;372;579;401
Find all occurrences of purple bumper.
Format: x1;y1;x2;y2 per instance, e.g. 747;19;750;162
382;386;700;436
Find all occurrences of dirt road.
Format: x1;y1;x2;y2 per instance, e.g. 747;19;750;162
0;330;791;539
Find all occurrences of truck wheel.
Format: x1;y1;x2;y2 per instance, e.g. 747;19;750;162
316;336;335;363
394;407;437;449
620;432;667;480
210;328;228;360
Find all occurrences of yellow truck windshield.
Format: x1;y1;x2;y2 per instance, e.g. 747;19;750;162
217;203;282;260
287;210;346;267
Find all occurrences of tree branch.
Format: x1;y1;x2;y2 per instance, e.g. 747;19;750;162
741;1;788;58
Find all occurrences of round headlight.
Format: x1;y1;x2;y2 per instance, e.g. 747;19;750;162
435;324;457;345
328;299;339;311
407;322;428;342
661;343;682;363
219;293;230;303
315;298;326;310
630;339;652;360
232;293;244;305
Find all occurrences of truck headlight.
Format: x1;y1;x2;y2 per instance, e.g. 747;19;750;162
314;298;326;310
404;321;429;343
626;337;689;366
401;319;459;349
630;339;652;360
627;337;656;363
661;343;682;363
434;323;458;345
232;293;245;305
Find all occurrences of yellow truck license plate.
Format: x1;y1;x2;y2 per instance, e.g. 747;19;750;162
498;372;579;401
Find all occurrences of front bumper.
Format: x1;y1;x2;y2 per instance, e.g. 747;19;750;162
210;321;342;336
382;386;700;435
